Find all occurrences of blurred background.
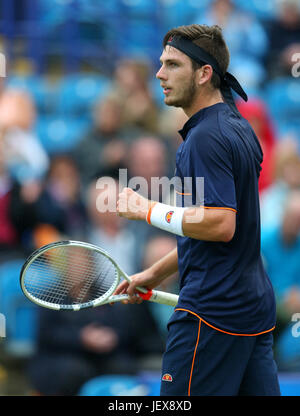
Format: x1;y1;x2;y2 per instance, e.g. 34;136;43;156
0;0;300;396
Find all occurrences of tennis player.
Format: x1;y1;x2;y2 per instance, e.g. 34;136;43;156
115;24;280;396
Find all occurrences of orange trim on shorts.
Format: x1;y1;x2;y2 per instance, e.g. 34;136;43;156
146;202;157;225
188;318;201;396
175;308;275;337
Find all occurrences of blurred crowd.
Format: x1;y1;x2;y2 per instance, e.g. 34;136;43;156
0;0;300;395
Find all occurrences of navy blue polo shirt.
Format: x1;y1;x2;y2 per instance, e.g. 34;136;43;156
175;102;276;335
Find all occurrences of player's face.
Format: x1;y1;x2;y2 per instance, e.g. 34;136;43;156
156;46;198;110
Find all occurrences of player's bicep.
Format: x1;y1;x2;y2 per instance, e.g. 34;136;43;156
183;205;236;242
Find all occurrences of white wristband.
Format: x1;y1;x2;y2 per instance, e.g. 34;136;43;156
146;202;186;237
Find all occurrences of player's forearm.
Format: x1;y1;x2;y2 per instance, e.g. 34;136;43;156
117;188;235;242
147;202;236;242
147;247;178;283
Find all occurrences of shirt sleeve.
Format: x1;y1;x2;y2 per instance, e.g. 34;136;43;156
187;130;237;211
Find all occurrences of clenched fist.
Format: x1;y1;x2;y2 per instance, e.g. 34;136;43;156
117;187;152;221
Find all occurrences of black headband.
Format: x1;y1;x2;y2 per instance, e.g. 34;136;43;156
167;36;248;114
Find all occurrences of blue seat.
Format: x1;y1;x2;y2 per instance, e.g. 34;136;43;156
150;78;165;108
78;375;150;396
36;0;66;28
160;0;210;30
264;78;300;127
115;0;162;60
276;323;300;372
0;259;38;358
79;372;300;396
230;55;266;92
56;74;111;117
279;373;300;396
119;22;162;61
232;0;276;20
39;0;122;27
5;75;57;114
138;371;161;396
78;0;121;19
35;116;90;154
275;120;300;143
120;0;159;15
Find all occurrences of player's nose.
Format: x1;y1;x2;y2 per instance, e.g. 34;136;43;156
156;66;166;80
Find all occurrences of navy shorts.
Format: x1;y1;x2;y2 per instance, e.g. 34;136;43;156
160;309;281;396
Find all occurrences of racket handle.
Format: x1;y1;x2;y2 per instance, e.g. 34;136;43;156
139;289;178;307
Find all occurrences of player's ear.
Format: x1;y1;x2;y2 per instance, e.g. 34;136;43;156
197;65;213;86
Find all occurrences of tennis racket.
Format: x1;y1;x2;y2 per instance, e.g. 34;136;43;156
20;240;178;311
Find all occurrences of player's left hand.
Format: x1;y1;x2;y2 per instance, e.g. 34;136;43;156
117;187;151;221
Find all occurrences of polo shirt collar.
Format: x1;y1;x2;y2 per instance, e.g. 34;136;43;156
179;102;227;141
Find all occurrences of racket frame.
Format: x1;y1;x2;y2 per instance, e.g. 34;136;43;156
20;240;132;311
20;240;178;310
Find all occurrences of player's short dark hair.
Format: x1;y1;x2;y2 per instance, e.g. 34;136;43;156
163;24;230;89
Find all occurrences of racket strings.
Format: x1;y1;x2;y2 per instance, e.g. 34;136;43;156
23;245;118;307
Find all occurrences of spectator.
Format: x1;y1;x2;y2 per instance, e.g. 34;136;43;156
261;190;300;370
0;136;22;259
85;177;140;275
236;98;276;194
126;135;172;201
197;0;269;63
194;0;269;92
0;88;49;184
32;154;87;242
10;154;88;252
72;96;131;187
264;0;300;79
27;300;164;395
107;58;159;133
260;139;300;231
0;130;42;258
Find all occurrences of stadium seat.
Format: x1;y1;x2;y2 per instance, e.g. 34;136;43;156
232;0;276;20
79;371;300;396
35;0;66;28
39;0;122;28
119;22;162;62
5;75;57;115
279;373;300;396
264;78;300;131
0;259;38;358
275;120;300;143
116;0;162;61
160;0;211;30
78;375;150;396
276;323;300;372
229;55;266;92
34;115;90;154
56;74;111;118
138;371;161;395
150;78;165;108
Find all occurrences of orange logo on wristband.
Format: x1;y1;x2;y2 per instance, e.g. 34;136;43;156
165;211;174;224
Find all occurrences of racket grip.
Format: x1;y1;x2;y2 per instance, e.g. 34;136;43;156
139;289;178;307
